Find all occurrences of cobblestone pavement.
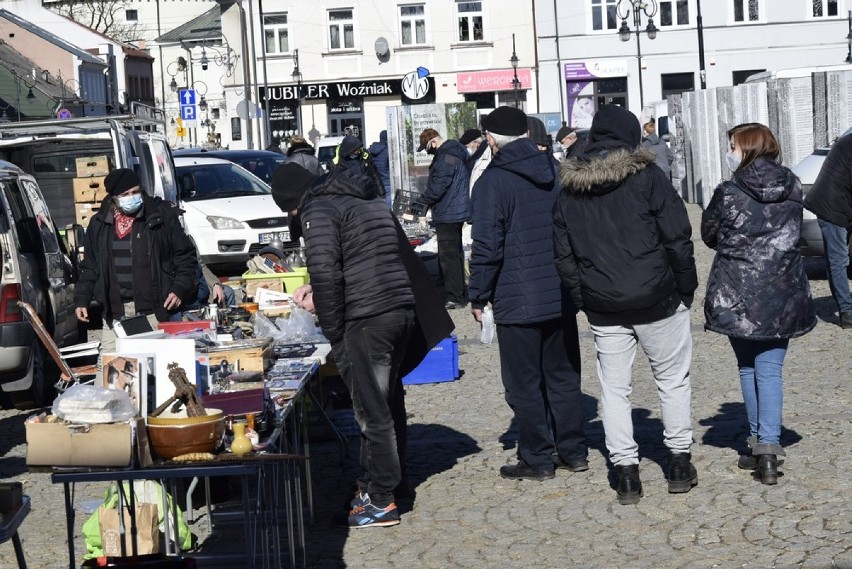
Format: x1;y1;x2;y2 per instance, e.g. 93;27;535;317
2;204;852;568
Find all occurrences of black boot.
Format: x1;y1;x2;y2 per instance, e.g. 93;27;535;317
615;464;642;505
667;451;698;493
757;455;778;485
738;436;758;470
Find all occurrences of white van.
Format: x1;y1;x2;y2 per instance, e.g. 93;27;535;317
314;136;346;172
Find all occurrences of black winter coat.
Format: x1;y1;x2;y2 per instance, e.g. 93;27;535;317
803;133;852;228
554;148;697;326
300;168;415;344
74;196;198;323
468;138;565;325
702;157;816;340
368;141;392;197
418;140;471;224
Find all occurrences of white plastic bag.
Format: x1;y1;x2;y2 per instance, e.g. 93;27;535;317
480;305;495;344
53;384;137;423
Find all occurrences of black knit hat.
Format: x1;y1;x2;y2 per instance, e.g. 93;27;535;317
481;106;527;136
271;163;318;212
104;168;140;196
459;129;482;145
556;126;576;142
586;105;641;153
339;135;363;158
526;117;549;147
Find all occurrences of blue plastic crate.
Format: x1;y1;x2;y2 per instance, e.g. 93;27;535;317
402;335;459;385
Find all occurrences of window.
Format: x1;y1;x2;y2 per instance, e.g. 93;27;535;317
328;9;355;50
661;72;695;98
591;0;618;31
812;0;839;17
400;4;427;46
733;0;760;21
264;14;289;54
125;9;138;21
457;1;484;42
733;69;765;85
659;0;689;26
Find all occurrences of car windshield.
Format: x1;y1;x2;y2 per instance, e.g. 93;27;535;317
176;163;270;201
229;156;287;184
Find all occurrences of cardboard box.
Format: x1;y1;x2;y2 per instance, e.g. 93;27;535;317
73;176;107;203
206;339;273;372
76;155;110;177
25;418;147;467
75;203;99;227
242;268;309;300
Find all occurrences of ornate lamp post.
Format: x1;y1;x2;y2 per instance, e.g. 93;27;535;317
616;0;658;108
292;49;303;135
510;34;521;109
846;11;852;64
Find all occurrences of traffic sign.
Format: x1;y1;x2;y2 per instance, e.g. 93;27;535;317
56;108;72;119
178;89;196;106
180;106;196;121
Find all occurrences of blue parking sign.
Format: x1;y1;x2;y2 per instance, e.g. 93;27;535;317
180;106;196;121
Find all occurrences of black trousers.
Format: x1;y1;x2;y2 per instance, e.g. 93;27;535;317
435;222;466;304
334;307;415;506
496;317;586;470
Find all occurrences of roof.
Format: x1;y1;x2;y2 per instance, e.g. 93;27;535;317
0;41;76;119
0;9;105;66
156;4;224;45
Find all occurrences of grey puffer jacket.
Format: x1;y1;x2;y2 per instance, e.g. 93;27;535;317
641;133;674;177
702;157;816;340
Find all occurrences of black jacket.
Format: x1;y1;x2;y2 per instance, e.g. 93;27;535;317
468;138;565;325
803;134;852;228
418;140;471;224
286;142;323;176
368;141;392;197
554;148;697;326
702;157;816;340
300;168;415;344
74;196;198;322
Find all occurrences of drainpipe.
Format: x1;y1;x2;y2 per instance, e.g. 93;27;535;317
258;0;271;147
553;0;565;122
247;0;261;149
238;1;254;148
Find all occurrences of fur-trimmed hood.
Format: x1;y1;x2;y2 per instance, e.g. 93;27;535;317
559;148;657;195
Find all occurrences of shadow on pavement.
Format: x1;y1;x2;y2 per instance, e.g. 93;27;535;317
699;401;803;455
0;412;27;478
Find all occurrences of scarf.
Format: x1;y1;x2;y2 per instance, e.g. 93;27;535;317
114;207;135;239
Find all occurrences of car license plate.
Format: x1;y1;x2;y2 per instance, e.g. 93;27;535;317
258;231;290;244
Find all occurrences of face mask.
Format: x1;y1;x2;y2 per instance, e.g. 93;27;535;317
725;151;742;173
117;194;143;214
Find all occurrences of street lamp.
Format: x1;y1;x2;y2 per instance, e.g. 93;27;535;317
845;11;852;64
167;58;187;94
616;0;658;108
510;34;521;109
697;0;706;89
292;49;303;134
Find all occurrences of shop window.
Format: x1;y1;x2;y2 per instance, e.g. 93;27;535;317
732;69;766;85
400;4;428;46
497;90;526;111
733;0;761;22
464;92;495;110
264;13;290;54
456;1;484;42
661;72;695;98
659;0;689;26
125;9;138;22
591;0;618;32
328;9;356;50
812;0;839;17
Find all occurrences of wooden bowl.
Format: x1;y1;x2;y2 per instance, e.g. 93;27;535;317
146;409;225;460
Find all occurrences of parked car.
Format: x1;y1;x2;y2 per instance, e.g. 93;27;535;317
174;156;292;264
794;127;852;258
173;148;287;184
314;136;346;172
0;160;82;409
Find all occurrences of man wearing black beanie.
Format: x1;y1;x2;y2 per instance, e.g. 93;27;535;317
554;104;698;505
74;168;198;365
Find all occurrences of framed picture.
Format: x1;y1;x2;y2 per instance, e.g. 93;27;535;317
101;353;146;416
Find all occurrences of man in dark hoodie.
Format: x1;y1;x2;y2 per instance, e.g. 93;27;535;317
369;130;392;209
415;128;471;309
334;134;386;202
468;106;587;481
554;104;698;505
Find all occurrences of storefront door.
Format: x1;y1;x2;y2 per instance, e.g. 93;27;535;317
329;114;364;143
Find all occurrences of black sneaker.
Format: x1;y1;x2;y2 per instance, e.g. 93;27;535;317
337;493;400;528
499;462;555;481
555;455;589;472
667;451;698;493
615;464;642;505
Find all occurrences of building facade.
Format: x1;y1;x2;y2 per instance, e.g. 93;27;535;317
536;0;852;127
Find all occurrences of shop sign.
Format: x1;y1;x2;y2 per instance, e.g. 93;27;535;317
564;60;628;80
456;68;533;94
259;76;435;104
328;98;363;114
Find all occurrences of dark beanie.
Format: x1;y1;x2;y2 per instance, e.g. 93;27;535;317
379;130;388;143
481;106;527;136
459;129;482;146
526;117;549;147
339;135;363;158
104;168;140;196
271;163;318;212
586;105;641;154
556;126;576;142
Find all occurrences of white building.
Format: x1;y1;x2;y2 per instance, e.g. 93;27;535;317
536;0;852;127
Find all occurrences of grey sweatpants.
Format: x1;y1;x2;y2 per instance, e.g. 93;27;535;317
589;305;693;466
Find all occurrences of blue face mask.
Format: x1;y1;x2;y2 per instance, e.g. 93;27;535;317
117;193;143;214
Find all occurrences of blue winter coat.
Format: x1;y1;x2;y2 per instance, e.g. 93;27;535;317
368;141;391;196
468;138;565;325
418;140;471;223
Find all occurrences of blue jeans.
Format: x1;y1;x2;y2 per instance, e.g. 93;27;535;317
729;337;788;445
818;219;852;313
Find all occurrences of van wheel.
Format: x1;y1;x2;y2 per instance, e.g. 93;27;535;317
12;341;57;410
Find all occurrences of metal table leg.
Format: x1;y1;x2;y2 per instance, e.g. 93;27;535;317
62;483;75;569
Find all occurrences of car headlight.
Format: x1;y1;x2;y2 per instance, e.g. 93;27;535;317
206;215;246;230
